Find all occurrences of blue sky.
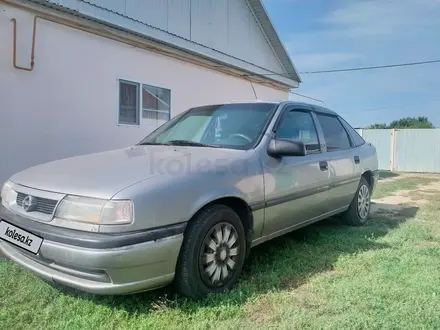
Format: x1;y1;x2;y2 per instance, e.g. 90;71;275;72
263;0;440;128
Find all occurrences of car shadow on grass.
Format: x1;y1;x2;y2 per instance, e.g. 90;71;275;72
52;204;418;315
378;171;400;180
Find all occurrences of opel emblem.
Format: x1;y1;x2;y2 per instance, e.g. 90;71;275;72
22;195;37;212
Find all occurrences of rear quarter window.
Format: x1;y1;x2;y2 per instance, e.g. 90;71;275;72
338;117;365;147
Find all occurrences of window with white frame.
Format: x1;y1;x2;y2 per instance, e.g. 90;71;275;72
142;84;171;127
118;80;171;126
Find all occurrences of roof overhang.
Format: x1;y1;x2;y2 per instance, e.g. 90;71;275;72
246;0;301;85
4;0;300;89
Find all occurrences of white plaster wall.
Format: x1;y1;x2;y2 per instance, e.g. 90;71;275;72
0;4;287;184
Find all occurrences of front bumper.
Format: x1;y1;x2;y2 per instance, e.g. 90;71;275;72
0;205;185;295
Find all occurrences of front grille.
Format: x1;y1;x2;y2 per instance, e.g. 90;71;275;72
16;193;58;215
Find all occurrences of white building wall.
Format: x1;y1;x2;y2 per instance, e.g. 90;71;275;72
0;4;288;184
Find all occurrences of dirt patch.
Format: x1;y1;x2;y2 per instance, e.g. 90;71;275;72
370;202;419;219
379;176;405;184
371;176;440;218
376;191;429;206
402;173;440;180
381;172;440;182
408;180;440;203
415;191;438;197
406;181;440;203
421;180;440;190
371;189;428;219
377;179;440;204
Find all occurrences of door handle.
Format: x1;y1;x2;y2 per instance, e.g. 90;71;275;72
319;160;328;171
354;156;360;164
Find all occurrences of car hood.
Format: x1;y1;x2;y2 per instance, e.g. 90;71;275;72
10;145;247;199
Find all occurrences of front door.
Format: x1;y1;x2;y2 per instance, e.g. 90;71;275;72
261;109;331;236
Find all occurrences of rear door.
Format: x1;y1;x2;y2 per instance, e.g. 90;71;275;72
314;113;362;212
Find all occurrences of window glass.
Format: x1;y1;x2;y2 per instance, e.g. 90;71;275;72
142;84;171;127
316;114;351;151
118;80;171;126
119;81;139;125
156;115;211;143
140;103;277;150
275;110;320;152
339;117;365;147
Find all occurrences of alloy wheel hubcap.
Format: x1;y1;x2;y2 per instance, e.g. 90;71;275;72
357;184;370;220
199;222;239;287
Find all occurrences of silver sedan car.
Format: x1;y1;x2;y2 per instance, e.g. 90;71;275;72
0;101;378;298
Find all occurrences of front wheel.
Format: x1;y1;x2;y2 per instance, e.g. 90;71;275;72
175;204;246;299
342;176;371;226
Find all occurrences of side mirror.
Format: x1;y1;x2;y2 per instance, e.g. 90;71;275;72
267;138;306;157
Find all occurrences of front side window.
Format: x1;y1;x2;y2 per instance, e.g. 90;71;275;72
139;103;277;150
275;110;320;153
316;114;351;151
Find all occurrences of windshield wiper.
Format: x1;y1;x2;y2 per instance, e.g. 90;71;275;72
165;140;220;148
138;142;168;146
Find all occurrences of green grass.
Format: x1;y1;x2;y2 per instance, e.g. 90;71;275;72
2;176;440;329
372;176;435;199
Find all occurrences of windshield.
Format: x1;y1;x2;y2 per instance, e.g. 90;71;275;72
138;103;278;150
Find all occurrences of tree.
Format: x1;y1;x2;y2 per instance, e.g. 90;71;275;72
367;123;387;129
388;116;434;129
367;116;434;129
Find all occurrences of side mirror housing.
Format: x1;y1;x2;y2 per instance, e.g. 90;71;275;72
267;138;306;157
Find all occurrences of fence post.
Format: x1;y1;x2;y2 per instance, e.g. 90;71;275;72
390;129;397;171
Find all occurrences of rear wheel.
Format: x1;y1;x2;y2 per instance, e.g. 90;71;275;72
342;176;371;226
175;204;246;299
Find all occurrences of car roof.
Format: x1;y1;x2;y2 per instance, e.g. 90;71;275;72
193;100;338;116
226;100;338;116
302;103;337;116
223;100;282;104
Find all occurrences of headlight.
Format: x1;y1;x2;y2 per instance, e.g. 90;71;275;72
55;196;133;225
1;181;16;205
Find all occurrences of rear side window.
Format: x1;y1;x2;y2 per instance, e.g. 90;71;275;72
339;117;365;147
316;114;351;151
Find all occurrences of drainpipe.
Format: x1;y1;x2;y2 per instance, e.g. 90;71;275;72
11;16;37;71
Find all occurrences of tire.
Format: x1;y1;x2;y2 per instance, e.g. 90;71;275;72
175;204;247;299
342;176;371;226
